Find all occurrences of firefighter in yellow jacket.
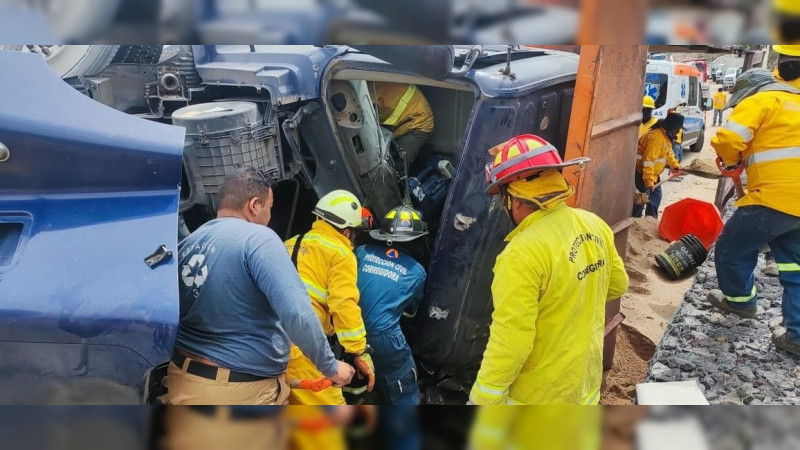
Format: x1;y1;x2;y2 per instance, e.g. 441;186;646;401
774;45;800;90
370;81;434;165
633;112;683;219
469;135;629;405
706;67;800;356
640;95;658;138
285;190;375;404
773;0;800;45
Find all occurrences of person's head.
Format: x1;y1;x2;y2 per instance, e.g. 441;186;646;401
718;87;724;93
773;2;800;43
778;55;800;82
313;189;365;242
662;112;685;135
642;96;656;123
216;166;277;226
485;134;587;226
728;68;777;109
370;205;430;263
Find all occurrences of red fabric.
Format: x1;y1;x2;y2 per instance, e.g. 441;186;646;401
659;198;724;250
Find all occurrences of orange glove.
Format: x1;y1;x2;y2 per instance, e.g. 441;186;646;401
353;353;375;392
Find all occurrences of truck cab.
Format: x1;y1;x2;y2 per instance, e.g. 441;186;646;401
0;45;579;403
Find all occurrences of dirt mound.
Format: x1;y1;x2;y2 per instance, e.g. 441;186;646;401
601;324;656;405
684;158;722;177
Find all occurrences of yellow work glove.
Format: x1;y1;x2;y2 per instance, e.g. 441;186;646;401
353;353;375;392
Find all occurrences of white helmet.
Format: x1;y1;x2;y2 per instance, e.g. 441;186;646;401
313;190;363;229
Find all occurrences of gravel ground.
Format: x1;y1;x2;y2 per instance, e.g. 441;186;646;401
646;202;800;405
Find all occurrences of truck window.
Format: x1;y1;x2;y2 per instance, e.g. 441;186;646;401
644;73;669;109
688;76;698;107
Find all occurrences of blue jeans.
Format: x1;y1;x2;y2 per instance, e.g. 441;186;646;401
672;141;683;163
632;172;662;219
713;109;723;125
369;329;419;405
715;205;800;343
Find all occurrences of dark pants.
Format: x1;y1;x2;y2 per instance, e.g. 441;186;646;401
632;172;662;219
672;141;683;163
369;329;419;405
713;108;723;126
395;130;431;166
715;205;800;344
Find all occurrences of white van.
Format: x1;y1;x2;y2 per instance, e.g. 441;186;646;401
644;59;708;152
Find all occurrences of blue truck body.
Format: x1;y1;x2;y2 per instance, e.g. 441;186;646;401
0;45;578;403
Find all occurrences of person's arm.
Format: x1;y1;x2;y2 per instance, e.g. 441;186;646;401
666;143;681;169
403;272;426;318
604;225;629;302
469;252;543;405
327;253;367;355
711;96;765;167
247;232;339;378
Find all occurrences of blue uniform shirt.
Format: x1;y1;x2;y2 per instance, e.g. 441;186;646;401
175;218;337;378
355;244;426;334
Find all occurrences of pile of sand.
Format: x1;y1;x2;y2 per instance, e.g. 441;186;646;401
601;324;656;405
684;158;722;178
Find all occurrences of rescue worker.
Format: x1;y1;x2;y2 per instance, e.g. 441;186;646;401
713;88;727;126
633;112;684;219
169;168;354;405
285;190;376;405
355;205;428;405
640;95;658;138
668;99;687;164
469;134;629;405
706;68;800;357
370;82;434;165
773;45;800;90
773;0;800;44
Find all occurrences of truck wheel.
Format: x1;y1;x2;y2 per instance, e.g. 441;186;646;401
690;128;704;152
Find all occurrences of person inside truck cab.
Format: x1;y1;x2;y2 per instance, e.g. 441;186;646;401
167;167;355;405
284;190;376;405
351;205;428;405
369;82;434;165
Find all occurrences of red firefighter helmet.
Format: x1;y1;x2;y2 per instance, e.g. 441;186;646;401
485;134;590;195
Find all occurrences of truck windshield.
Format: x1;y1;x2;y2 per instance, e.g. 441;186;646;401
644;72;669;109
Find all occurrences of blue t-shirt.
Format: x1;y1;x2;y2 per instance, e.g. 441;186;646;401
175;218;337;378
355;244;426;335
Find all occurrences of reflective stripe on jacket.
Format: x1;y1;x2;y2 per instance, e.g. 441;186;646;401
469;202;629;405
285;220;367;354
711;89;800;217
636;128;680;188
372;82;434;138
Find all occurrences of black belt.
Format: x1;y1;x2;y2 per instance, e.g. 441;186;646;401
172;352;269;383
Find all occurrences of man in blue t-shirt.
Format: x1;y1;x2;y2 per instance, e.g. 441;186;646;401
167;167;355;405
355;205;427;405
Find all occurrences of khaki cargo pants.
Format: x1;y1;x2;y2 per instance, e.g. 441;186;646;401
164;361;290;405
161;406;289;450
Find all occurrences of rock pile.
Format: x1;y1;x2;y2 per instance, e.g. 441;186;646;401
646;205;800;405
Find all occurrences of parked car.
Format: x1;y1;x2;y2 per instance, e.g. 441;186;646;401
0;45;579;403
723;67;741;89
644;59;708;153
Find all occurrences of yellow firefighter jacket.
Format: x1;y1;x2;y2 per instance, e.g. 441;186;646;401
372;82;434;138
711;88;800;217
285;220;367;354
713;92;728;110
469;201;629;405
637;128;680;188
639;116;658;138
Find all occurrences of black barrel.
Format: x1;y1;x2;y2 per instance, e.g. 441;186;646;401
655;234;709;280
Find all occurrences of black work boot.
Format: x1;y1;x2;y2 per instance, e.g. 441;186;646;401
772;328;800;357
706;289;757;319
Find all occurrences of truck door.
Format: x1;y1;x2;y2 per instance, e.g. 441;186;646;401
0;52;184;404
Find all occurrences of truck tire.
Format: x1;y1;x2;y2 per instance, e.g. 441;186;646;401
690;128;705;152
0;45;162;78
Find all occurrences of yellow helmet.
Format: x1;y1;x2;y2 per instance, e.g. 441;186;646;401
313;190;363;229
775;0;800;15
642;95;656;109
773;45;800;57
